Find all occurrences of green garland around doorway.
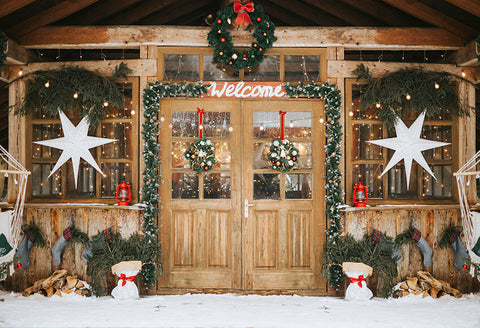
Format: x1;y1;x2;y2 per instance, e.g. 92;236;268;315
283;81;345;288
141;81;210;286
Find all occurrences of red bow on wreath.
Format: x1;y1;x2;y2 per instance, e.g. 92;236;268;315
349;275;366;287
234;1;254;27
118;273;136;286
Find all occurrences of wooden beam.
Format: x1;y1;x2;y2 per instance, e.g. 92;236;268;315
6;0;101;38
445;0;480;18
453;40;479;67
271;0;347;26
103;0;177;25
5;39;30;65
65;0;144;25
27;59;157;77
0;0;37;19
139;0;212;25
0;67;9;83
381;0;478;40
327;60;475;79
302;0;380;26
19;26;465;50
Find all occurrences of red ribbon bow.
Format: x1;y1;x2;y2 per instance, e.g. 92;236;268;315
119;273;135;286
349;275;366;287
197;108;205;138
279;111;286;140
234;1;254;27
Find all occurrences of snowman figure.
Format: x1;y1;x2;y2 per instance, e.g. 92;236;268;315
342;262;373;301
111;261;142;299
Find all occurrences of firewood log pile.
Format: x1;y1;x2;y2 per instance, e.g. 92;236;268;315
23;270;89;297
393;271;462;299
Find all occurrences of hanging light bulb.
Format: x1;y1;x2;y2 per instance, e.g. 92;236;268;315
461;70;466;78
319;116;324;123
168;123;173;129
103;101;109;107
434;82;440;89
349;110;354;117
259;124;265;131
160;115;165;122
289;121;294;128
73;92;79;99
44;81;50;88
406;94;411;100
130;109;136;115
228;126;233;132
199;124;204;131
375;103;381;108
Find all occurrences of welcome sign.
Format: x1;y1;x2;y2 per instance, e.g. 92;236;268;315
205;81;286;99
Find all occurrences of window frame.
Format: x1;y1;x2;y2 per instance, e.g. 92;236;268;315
27;77;140;204
345;78;458;206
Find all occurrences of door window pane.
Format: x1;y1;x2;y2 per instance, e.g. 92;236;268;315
203;55;239;81
203;112;231;138
244;55;280;81
285;173;312;199
253;112;279;138
171;141;190;168
164;54;199;81
285;112;311;138
254;173;280;199
285;55;321;81
171;111;199;137
253;142;271;169
213;142;231;169
292;142;312;169
204;173;231;199
172;173;198;199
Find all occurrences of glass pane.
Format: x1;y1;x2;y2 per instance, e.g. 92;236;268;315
172;141;190;168
204;173;231;199
171;111;199;137
32;124;62;158
253;142;271;169
172;173;198;199
285;112;311;138
422;165;452;199
203;112;231;138
352;164;384;198
285;173;312;199
421;125;452;160
352;124;384;160
101;123;132;158
105;82;135;118
350;83;378;120
388;164;418;199
254;173;280;199
253;112;279;138
213;142;231;169
32;164;62;197
203;55;239;81
164;54;199;81
244;55;280;81
101;163;132;198
66;162;96;198
292;142;312;169
284;55;321;81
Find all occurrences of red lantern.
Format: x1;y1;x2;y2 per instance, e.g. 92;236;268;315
116;181;131;206
353;182;368;207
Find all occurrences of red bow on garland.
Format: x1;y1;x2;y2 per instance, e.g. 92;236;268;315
349;275;366;287
118;273;136;286
234;1;254;27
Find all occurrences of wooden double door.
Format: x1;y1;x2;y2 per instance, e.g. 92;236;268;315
158;98;326;294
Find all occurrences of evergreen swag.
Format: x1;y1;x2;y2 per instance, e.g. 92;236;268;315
322;233;399;298
184;137;216;173
141;81;209;286
438;224;463;248
207;1;277;70
12;63;131;129
0;32;7;70
353;64;475;130
283;82;344;288
22;222;45;247
85;231;159;296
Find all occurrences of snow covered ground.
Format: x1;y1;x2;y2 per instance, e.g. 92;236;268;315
0;291;479;328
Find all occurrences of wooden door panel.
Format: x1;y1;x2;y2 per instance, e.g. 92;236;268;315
288;210;312;268
253;211;277;269
207;210;230;268
172;210;196;267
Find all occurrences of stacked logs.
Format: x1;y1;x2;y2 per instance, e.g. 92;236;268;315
394;271;462;299
23;270;89;297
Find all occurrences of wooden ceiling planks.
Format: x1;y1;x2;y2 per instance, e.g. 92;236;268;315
102;0;178;25
302;0;381;26
271;0;348;26
61;0;145;25
138;0;214;25
5;0;101;38
445;0;480;18
381;0;479;40
0;0;37;19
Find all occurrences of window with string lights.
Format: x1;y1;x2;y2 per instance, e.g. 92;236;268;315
345;79;455;205
29;78;139;202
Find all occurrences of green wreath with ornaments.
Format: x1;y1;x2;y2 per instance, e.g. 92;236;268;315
207;1;277;71
268;139;299;172
184;137;217;173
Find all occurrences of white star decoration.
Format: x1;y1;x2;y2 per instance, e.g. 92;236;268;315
35;111;116;188
368;112;449;190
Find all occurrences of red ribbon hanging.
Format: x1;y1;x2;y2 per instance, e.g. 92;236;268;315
197;108;205;138
349;275;366;287
233;1;254;27
118;273;136;286
279;111;286;140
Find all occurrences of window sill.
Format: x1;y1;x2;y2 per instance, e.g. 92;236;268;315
340;204;460;212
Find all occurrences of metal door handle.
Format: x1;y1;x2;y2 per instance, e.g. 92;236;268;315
244;199;255;219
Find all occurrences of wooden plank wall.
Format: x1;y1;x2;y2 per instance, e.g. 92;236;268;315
343;206;479;294
4;206;143;293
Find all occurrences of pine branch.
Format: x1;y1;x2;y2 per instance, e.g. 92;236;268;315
22;222;45;247
395;225;414;245
438;224;462;248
